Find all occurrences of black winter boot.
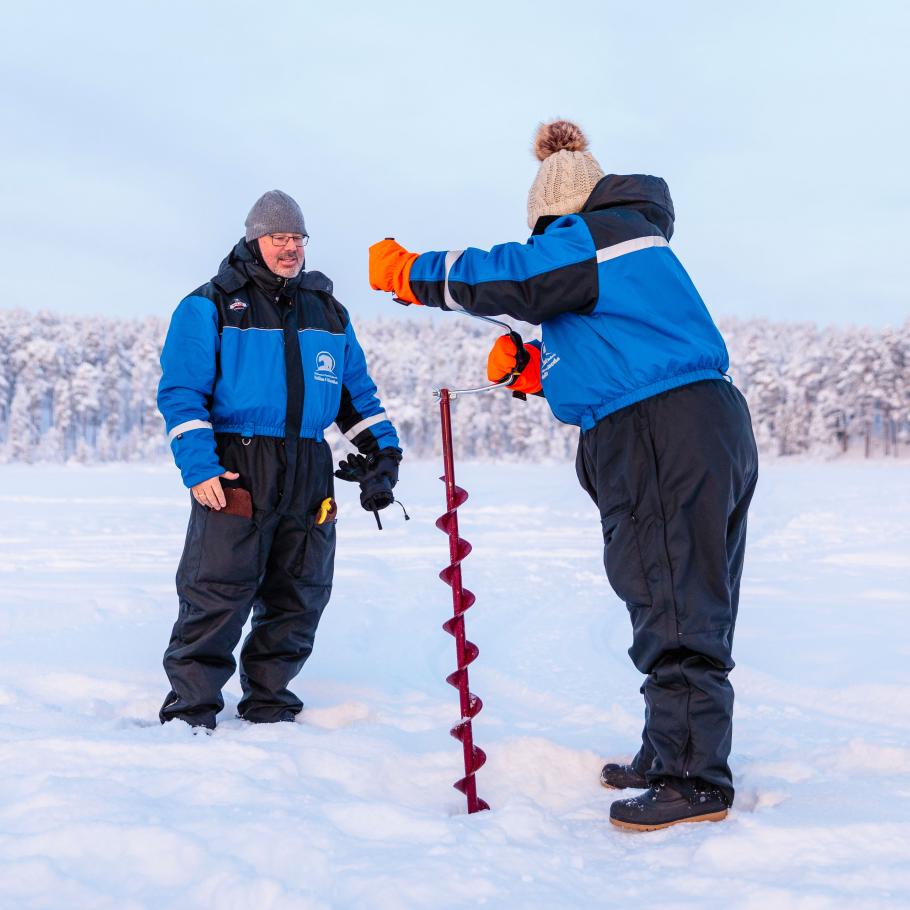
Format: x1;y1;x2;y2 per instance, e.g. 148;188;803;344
609;780;729;831
238;707;300;724
600;763;648;790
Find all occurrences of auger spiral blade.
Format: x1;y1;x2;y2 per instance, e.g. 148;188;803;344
436;387;489;815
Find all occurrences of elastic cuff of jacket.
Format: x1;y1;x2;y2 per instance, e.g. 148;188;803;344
397;254;421;305
182;464;226;489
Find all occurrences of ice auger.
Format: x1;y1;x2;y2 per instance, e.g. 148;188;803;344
431;311;530;814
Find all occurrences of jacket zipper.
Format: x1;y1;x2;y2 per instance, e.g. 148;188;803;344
278;279;304;513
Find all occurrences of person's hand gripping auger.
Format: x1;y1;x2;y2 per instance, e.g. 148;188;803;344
486;332;541;400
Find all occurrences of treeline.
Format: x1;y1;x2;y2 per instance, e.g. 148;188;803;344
0;309;906;465
721;318;908;457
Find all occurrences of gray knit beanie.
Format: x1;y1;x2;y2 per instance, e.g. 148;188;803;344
244;190;307;241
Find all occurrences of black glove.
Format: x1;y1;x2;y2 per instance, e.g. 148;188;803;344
335;449;401;514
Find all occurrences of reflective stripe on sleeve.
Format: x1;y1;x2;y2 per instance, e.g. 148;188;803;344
167;419;213;442
343;411;388;441
596;235;669;263
443;250;465;310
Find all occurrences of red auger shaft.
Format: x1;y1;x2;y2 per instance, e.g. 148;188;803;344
435;388;489;814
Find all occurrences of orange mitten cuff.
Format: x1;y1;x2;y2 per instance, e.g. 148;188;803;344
486;335;543;394
369;238;421;305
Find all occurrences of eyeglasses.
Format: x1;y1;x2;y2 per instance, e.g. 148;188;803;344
267;233;308;248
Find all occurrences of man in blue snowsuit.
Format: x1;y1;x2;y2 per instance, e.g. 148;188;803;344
158;190;401;730
368;122;758;831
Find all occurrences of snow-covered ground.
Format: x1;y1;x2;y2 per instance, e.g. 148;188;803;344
0;459;908;909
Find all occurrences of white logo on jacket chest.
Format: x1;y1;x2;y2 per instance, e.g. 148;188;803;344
314;351;338;385
541;342;560;380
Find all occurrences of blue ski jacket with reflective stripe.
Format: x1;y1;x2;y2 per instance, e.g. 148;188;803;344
158;239;399;487
409;174;729;430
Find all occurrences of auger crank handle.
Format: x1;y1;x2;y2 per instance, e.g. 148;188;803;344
391;258;530;401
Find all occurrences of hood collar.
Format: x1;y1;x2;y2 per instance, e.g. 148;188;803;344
581;174;675;240
531;173;675;240
213;238;332;295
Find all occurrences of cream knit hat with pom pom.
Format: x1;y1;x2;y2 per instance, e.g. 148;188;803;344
527;120;604;228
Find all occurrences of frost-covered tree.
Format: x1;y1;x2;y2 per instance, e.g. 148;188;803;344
0;309;907;463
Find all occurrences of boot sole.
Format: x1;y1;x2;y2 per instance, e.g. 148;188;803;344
610;808;728;832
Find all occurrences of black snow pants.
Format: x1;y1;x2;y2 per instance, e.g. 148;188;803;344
160;434;336;728
576;378;758;804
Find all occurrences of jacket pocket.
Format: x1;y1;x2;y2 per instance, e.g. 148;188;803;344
600;505;652;607
194;503;262;587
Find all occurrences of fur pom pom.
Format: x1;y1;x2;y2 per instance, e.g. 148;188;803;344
533;120;589;161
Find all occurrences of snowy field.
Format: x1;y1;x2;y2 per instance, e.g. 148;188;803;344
0;459;909;910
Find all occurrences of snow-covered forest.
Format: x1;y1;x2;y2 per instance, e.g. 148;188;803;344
0;308;907;464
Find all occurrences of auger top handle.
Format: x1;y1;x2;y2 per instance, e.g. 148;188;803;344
422;308;531;400
392;275;529;397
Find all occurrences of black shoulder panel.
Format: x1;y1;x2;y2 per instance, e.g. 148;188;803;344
187;280;220;302
327;296;350;331
580;208;663;251
211;266;248;295
298;289;348;335
300;270;334;295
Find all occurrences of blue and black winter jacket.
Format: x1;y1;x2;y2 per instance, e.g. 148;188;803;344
409;175;729;430
158;239;399;487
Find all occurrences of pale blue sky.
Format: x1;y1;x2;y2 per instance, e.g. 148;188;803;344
1;0;907;327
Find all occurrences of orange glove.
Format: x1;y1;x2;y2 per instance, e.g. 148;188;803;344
368;238;420;305
487;335;543;395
